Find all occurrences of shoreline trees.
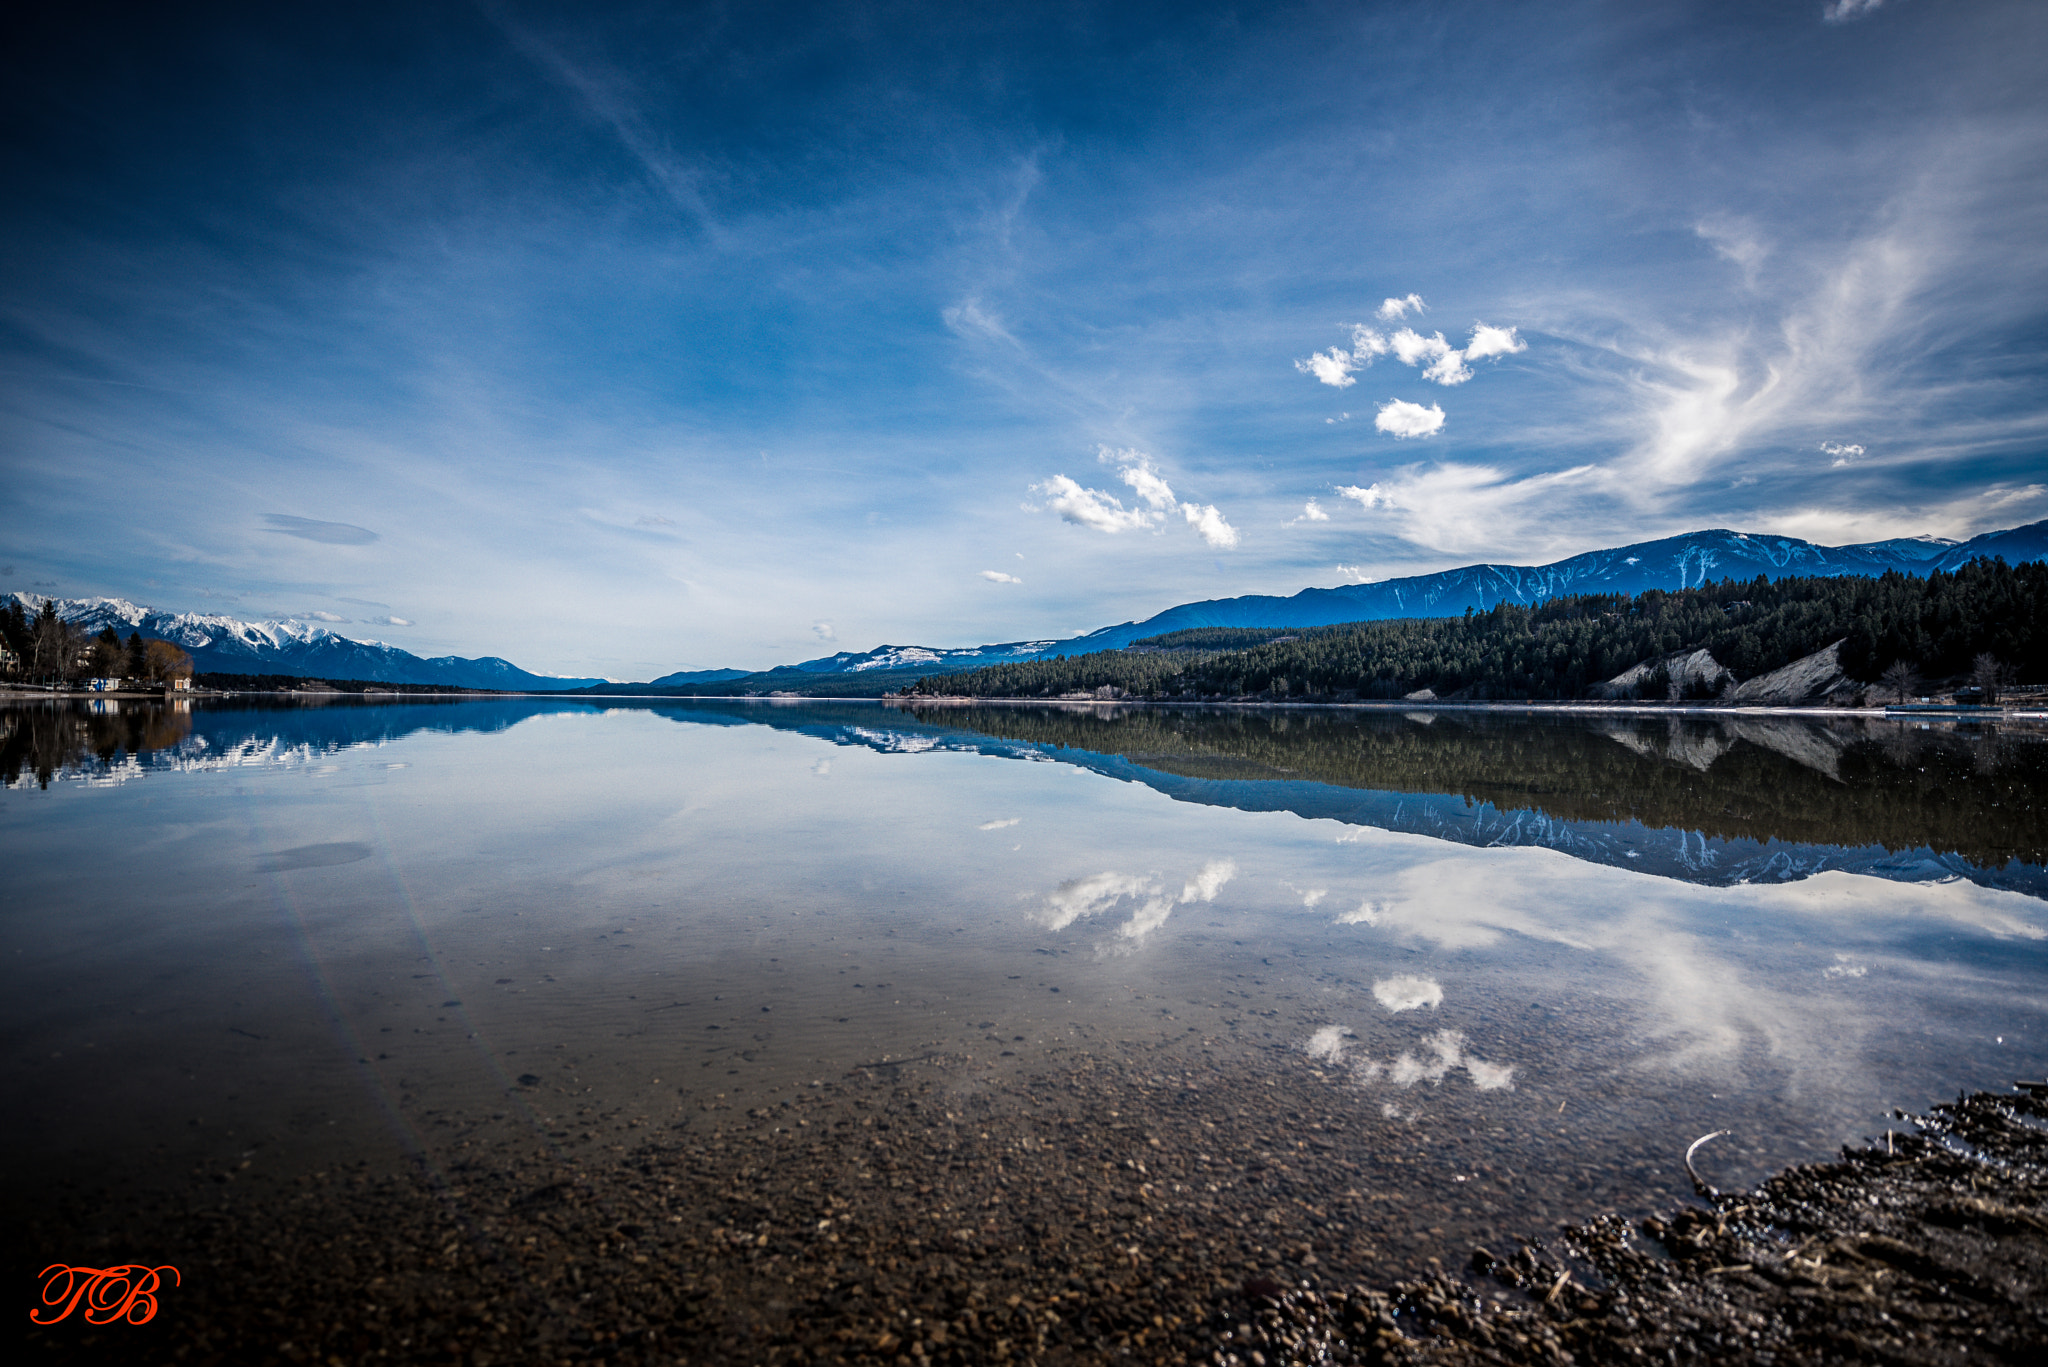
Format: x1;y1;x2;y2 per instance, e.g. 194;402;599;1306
910;560;2045;703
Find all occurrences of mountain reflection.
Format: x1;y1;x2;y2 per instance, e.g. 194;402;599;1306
901;704;2047;877
5;695;2043;897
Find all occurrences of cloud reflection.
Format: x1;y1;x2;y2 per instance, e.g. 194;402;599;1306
1039;859;1236;944
1321;844;2042;1112
1335;1028;1516;1092
1371;975;1443;1012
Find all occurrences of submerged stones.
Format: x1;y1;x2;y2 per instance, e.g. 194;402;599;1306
20;1057;2048;1365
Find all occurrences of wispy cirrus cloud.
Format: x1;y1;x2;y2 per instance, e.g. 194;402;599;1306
1335;463;1600;555
263;514;378;545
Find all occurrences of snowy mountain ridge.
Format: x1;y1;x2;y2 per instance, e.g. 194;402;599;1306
751;519;2048;678
5;593;606;692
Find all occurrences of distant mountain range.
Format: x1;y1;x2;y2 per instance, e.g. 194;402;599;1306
12;518;2045;692
765;517;2048;679
5;595;607;691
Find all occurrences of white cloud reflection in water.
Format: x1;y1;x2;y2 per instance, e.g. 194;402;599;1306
1310;843;2045;1110
1371;975;1443;1012
1316;1028;1516;1093
1039;859;1237;944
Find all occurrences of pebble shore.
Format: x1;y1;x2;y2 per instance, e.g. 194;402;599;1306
22;1049;2046;1365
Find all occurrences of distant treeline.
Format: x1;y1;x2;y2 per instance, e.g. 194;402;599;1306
909;560;2046;701
1129;627;1305;652
194;673;503;695
570;668;925;699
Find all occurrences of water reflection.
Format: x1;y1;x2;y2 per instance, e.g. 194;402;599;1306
0;697;193;787
3;695;2045;1329
898;703;2048;887
8;697;2045;897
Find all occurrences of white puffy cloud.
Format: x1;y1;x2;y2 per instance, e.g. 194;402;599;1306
303;610;347;622
1463;323;1527;362
1296;348;1360;388
1378;293;1426;321
1285;499;1330;527
1182;502;1240;549
1121;464;1179;511
1823;0;1885;22
979;570;1023;583
978;817;1021;830
1390;328;1452;368
1335;483;1386;507
812;620;836;641
1378;323;1523;386
1030;474;1162;534
1374;399;1447;438
1822;441;1866;467
1033;449;1236;550
1333;564;1373;584
1423;351;1473;386
1294;325;1389;388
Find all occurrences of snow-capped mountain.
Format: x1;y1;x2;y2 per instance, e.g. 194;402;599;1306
1023;519;2048;658
7;594;607;691
788;640;1060;675
733;518;2048;677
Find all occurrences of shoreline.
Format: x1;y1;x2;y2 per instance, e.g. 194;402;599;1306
21;1051;2043;1365
6;684;2041;721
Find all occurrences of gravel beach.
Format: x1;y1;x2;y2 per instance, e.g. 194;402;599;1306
22;1044;2045;1366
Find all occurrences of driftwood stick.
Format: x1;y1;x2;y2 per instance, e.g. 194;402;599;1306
1684;1129;1731;1200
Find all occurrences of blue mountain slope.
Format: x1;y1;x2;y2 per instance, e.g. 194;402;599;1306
648;668;751;686
1030;520;2048;657
644;519;2046;682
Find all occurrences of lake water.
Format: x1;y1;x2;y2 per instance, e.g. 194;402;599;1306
7;696;2045;1359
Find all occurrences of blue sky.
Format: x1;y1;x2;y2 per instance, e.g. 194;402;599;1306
4;0;2044;677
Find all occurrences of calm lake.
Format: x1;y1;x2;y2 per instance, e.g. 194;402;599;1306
6;696;2045;1359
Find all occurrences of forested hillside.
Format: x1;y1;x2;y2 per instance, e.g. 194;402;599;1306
908;560;2045;701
